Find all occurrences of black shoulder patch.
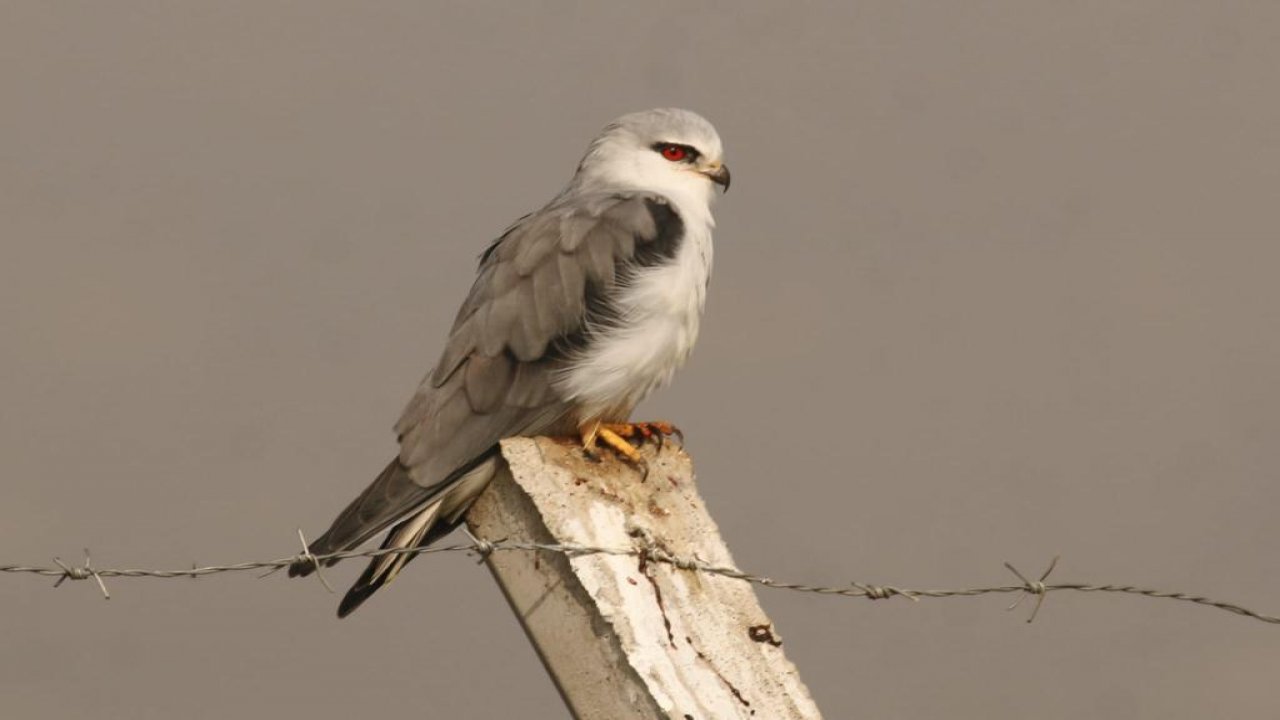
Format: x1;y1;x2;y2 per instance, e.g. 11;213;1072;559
544;199;684;364
633;198;685;267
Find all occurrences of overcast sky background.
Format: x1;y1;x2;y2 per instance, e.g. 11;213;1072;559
3;2;1278;718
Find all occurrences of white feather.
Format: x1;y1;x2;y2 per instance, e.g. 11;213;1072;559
557;160;718;422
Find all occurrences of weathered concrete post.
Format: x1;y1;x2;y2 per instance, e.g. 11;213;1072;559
466;436;823;720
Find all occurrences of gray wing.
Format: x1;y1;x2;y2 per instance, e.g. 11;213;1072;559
294;191;684;571
396;190;684;485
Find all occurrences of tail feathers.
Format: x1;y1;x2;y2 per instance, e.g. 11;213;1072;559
335;460;496;617
337;501;444;618
288;458;432;579
291;454;499;616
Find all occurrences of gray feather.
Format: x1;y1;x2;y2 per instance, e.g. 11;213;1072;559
464;352;515;414
298;190;687;615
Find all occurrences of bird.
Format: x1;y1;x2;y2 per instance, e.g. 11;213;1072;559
290;108;730;617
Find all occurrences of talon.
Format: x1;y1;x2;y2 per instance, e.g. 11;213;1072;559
660;422;683;445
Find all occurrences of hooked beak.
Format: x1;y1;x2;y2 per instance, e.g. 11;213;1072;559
702;163;731;192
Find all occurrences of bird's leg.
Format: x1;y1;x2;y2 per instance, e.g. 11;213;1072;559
597;427;645;463
578;419;643;463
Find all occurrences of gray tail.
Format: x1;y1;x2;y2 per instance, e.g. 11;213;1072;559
335;500;463;618
288;458;433;579
291;454;498;617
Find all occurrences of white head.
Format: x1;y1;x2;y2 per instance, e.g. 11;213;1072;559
571;108;729;206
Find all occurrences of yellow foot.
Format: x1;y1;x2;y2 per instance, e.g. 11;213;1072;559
600;421;682;449
576;420;683;464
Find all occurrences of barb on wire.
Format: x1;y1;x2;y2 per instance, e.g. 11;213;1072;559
50;549;110;599
293;528;334;593
1004;556;1058;623
2;541;1277;627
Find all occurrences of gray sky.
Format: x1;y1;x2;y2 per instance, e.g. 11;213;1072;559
3;2;1278;718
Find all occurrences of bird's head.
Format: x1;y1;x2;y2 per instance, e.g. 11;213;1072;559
573;108;729;204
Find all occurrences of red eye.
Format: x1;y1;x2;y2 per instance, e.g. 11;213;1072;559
660;144;687;162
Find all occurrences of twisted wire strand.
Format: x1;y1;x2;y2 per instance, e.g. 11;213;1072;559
2;541;1277;625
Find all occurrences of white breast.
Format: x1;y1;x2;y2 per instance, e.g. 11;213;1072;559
556;198;714;422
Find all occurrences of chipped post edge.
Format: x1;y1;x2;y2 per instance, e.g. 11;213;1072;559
464;436;824;720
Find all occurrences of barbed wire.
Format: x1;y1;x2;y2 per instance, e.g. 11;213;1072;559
2;536;1276;625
